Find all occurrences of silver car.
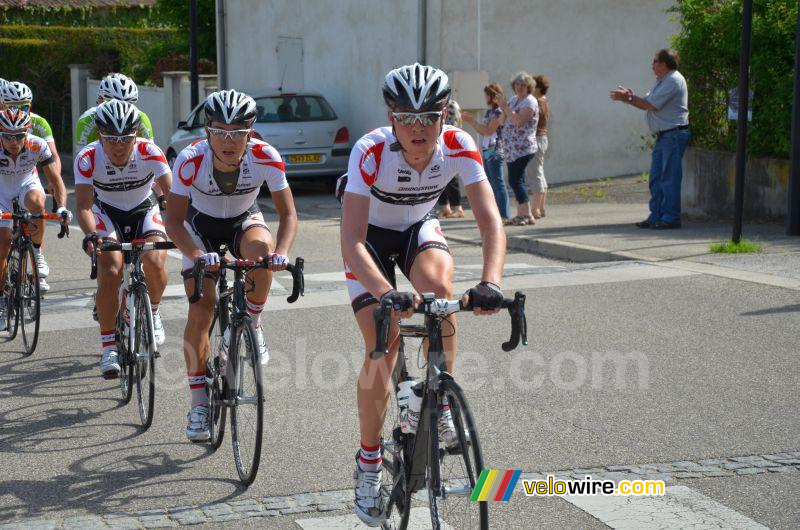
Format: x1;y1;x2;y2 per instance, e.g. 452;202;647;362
166;90;351;185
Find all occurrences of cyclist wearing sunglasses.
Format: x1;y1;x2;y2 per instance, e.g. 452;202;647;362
73;73;154;155
166;89;297;441
340;63;506;525
0;80;65;290
0;108;71;327
74;100;172;378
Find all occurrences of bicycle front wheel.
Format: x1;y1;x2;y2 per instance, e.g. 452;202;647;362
229;318;263;486
132;287;156;429
428;378;487;530
19;246;40;355
4;247;20;339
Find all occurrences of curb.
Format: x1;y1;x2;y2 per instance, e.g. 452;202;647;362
447;233;646;263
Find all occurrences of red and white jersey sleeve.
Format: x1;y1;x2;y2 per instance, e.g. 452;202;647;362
343;125;485;231
171;139;288;218
74;139;168;211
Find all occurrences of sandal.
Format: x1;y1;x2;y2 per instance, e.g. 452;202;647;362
502;218;513;226
450;209;465;218
436;209;453;219
511;215;529;226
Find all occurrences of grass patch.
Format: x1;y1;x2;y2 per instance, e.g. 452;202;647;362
709;239;763;254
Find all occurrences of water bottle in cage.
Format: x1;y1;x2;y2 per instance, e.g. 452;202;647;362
396;377;423;435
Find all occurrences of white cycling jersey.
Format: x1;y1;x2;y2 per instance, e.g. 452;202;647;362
0;134;53;187
171;139;288;218
344;125;486;231
74;139;170;211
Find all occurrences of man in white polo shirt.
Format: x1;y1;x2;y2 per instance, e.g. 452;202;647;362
611;48;690;229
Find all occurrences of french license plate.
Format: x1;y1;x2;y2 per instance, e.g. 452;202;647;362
289;154;322;164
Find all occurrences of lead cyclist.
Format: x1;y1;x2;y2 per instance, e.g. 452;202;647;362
340;63;506;525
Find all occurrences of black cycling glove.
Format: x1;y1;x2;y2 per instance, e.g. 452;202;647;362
380;289;415;312
82;232;99;252
467;281;504;310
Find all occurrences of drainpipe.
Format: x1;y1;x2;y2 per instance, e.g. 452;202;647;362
215;0;227;90
418;0;427;63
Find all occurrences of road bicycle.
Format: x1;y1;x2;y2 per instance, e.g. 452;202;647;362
375;292;527;529
90;239;176;430
1;202;68;355
190;249;304;486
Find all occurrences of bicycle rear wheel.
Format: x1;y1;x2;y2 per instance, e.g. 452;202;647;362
382;338;412;529
4;247;20;339
117;304;134;404
19;246;40;355
428;378;487;530
207;298;230;450
229;318;263;486
132;287;156;429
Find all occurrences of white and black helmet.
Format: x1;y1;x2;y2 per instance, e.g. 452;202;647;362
1;81;33;104
204;89;257;127
98;73;139;103
95;99;140;135
0;108;31;131
383;63;451;112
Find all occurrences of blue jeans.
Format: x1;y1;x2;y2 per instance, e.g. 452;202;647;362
507;153;534;204
648;128;691;224
484;151;510;219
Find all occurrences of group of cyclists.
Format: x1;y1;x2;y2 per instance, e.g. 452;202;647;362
0;62;509;526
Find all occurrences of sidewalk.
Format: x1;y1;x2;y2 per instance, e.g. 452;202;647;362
441;176;800;290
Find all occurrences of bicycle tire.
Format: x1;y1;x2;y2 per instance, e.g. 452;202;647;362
428;378;487;530
229;317;263;486
4;247;20;339
132;287;156;429
117;298;133;404
382;338;412;529
207;298;230;450
19;246;40;355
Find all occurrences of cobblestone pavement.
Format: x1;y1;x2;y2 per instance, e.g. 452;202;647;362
3;451;797;529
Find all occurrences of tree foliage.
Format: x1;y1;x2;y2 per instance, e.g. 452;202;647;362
670;0;798;158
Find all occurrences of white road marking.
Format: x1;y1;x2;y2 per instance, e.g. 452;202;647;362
296;508;447;529
563;485;768;530
34;263;696;332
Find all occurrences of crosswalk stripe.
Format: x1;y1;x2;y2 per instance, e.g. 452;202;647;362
563;485;768;529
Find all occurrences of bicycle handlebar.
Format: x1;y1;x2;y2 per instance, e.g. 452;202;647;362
89;238;177;280
1;211;69;239
371;291;528;359
188;256;305;305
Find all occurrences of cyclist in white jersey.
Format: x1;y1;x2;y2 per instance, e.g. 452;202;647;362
74;100;172;378
340;63;506;525
166;89;297;442
0;108;71;327
0;80;64;290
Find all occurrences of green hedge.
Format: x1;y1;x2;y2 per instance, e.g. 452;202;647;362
671;0;797;158
0;25;182;150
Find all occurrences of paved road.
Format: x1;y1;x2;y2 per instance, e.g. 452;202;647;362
1;186;798;529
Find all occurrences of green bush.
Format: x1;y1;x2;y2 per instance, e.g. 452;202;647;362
0;25;182;150
670;0;798;158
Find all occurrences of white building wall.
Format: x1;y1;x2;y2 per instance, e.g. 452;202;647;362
222;0;679;183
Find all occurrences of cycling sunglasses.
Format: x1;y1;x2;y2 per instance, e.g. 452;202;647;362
99;132;137;144
0;131;27;141
206;126;250;140
4;102;31;113
392;111;443;127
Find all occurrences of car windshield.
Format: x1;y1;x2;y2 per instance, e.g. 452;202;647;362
254;95;337;123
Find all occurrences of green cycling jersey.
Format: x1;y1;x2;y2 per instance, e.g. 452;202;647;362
30;112;54;143
73;106;153;153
